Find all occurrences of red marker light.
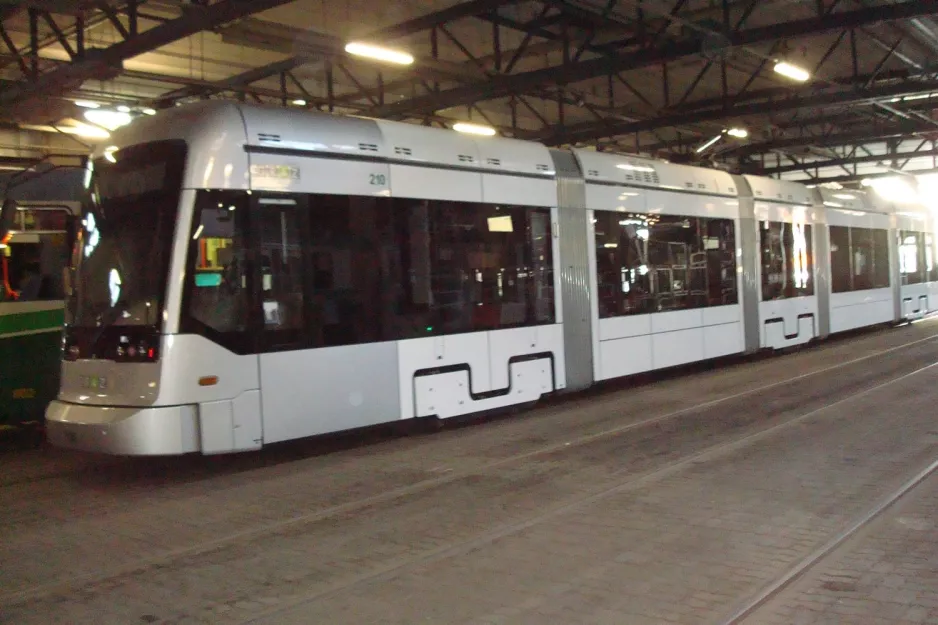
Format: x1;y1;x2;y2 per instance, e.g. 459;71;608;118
148;348;154;359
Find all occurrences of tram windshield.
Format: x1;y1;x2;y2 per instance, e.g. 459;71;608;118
69;140;186;328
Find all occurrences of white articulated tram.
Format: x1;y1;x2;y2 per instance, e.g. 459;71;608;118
45;101;938;456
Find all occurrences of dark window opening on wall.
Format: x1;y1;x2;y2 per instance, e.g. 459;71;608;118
829;225;890;293
594;211;738;318
760;221;814;300
181;191;555;354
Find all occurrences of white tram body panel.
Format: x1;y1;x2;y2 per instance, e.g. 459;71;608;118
44;101;933;457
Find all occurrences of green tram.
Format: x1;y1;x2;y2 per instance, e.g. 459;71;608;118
0;200;78;436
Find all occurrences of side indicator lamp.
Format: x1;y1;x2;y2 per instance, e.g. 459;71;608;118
198;376;219;387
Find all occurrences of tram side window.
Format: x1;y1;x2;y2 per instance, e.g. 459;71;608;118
830;225;890;293
2;240;66;302
594;211;737;318
302;195;555;349
870;228;890;288
829;226;851;293
185;191;249;338
899;231;925;285
414;200;555;334
4;243;42;301
760;221;814;300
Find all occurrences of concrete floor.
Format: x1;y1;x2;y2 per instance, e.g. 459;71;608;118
2;320;938;624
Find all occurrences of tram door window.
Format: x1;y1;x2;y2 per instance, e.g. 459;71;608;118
255;196;307;347
760;221;814;300
899;231;925;285
926;234;938;282
186;191;251;347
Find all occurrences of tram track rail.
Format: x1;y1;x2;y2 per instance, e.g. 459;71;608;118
719;455;938;624
3;326;938;613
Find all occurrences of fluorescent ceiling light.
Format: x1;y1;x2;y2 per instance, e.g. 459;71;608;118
344;42;414;65
832;193;856;200
726;127;748;138
898;93;935;102
291;99;307;106
142;107;157;116
695;134;723;153
773;61;810;82
117;105;131;113
103;145;119;163
453;122;496;136
83;109;132;131
74;100;100;108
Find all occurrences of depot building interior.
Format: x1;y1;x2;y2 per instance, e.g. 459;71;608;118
0;0;936;194
5;3;938;625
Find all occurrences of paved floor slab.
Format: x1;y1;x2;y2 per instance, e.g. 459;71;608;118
741;466;938;625
1;322;938;624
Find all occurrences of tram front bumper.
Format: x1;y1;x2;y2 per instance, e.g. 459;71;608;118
45;401;200;456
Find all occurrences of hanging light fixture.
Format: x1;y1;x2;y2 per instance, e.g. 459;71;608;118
695;134;723;153
344;42;414;65
773;61;811;82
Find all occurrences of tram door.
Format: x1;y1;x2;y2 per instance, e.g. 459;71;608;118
253;191;400;443
254;193;315;441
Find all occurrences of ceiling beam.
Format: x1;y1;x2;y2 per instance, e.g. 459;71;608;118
731;122;938;155
0;0;298;119
759;146;938;175
785;167;937;184
151;0;521;107
152;57;308;107
1;1;99;14
376;0;523;39
653;67;922;117
535;76;938;145
364;0;938;119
